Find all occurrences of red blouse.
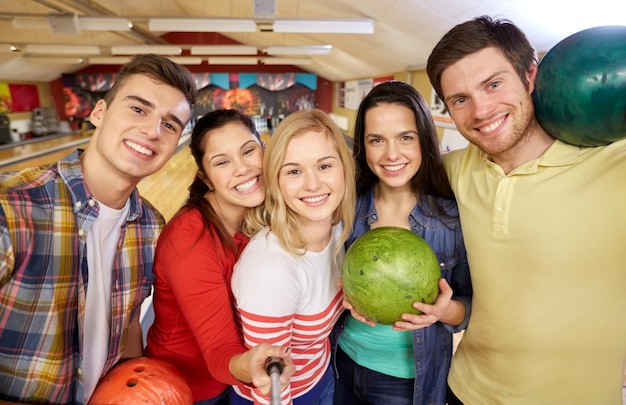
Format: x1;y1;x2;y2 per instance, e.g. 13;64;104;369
145;207;248;401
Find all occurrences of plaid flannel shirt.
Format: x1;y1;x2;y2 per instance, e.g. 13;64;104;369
0;149;160;404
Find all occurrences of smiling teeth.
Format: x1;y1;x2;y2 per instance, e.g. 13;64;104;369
126;140;154;156
302;194;328;203
383;164;406;172
235;177;258;192
479;117;505;133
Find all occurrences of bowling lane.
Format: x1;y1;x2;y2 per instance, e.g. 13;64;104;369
0;131;194;223
0;132;92;172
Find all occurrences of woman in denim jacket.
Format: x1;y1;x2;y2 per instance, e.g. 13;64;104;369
332;81;472;405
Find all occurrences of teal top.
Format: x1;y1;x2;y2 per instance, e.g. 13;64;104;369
338;315;415;379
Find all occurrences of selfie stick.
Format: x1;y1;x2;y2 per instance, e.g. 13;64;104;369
265;357;284;405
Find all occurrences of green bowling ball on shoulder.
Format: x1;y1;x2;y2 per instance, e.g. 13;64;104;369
532;25;626;146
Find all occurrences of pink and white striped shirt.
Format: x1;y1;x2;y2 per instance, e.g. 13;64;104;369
232;225;344;405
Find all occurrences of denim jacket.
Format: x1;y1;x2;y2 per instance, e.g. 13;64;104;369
332;187;472;405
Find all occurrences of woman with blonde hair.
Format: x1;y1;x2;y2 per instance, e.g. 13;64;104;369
231;109;356;404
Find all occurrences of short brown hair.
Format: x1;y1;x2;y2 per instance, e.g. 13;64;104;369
104;54;196;111
427;16;537;102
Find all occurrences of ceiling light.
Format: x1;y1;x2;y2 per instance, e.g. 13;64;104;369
12;17;49;30
207;57;259;65
23;57;86;64
149;18;257;33
79;17;133;31
12;15;132;33
167;57;203;65
272;19;374;34
12;16;374;35
89;57;201;66
262;57;313;65
265;45;332;55
88;56;133;65
23;44;101;55
190;45;258;55
111;45;182;55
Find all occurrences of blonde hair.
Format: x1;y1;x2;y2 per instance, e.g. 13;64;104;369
243;109;355;257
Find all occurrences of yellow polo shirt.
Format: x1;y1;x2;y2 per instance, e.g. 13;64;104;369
444;139;626;404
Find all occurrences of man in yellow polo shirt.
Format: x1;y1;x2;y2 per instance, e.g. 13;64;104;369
426;16;626;404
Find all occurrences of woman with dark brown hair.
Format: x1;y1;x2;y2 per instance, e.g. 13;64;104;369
333;81;472;405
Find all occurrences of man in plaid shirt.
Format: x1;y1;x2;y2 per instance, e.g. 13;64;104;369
0;54;196;404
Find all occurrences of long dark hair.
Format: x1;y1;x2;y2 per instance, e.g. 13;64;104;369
353;80;456;220
182;109;258;253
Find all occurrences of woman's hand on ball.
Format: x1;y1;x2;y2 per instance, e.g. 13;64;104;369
393;278;454;331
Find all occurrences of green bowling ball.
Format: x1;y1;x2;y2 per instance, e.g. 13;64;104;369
532;25;626;146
